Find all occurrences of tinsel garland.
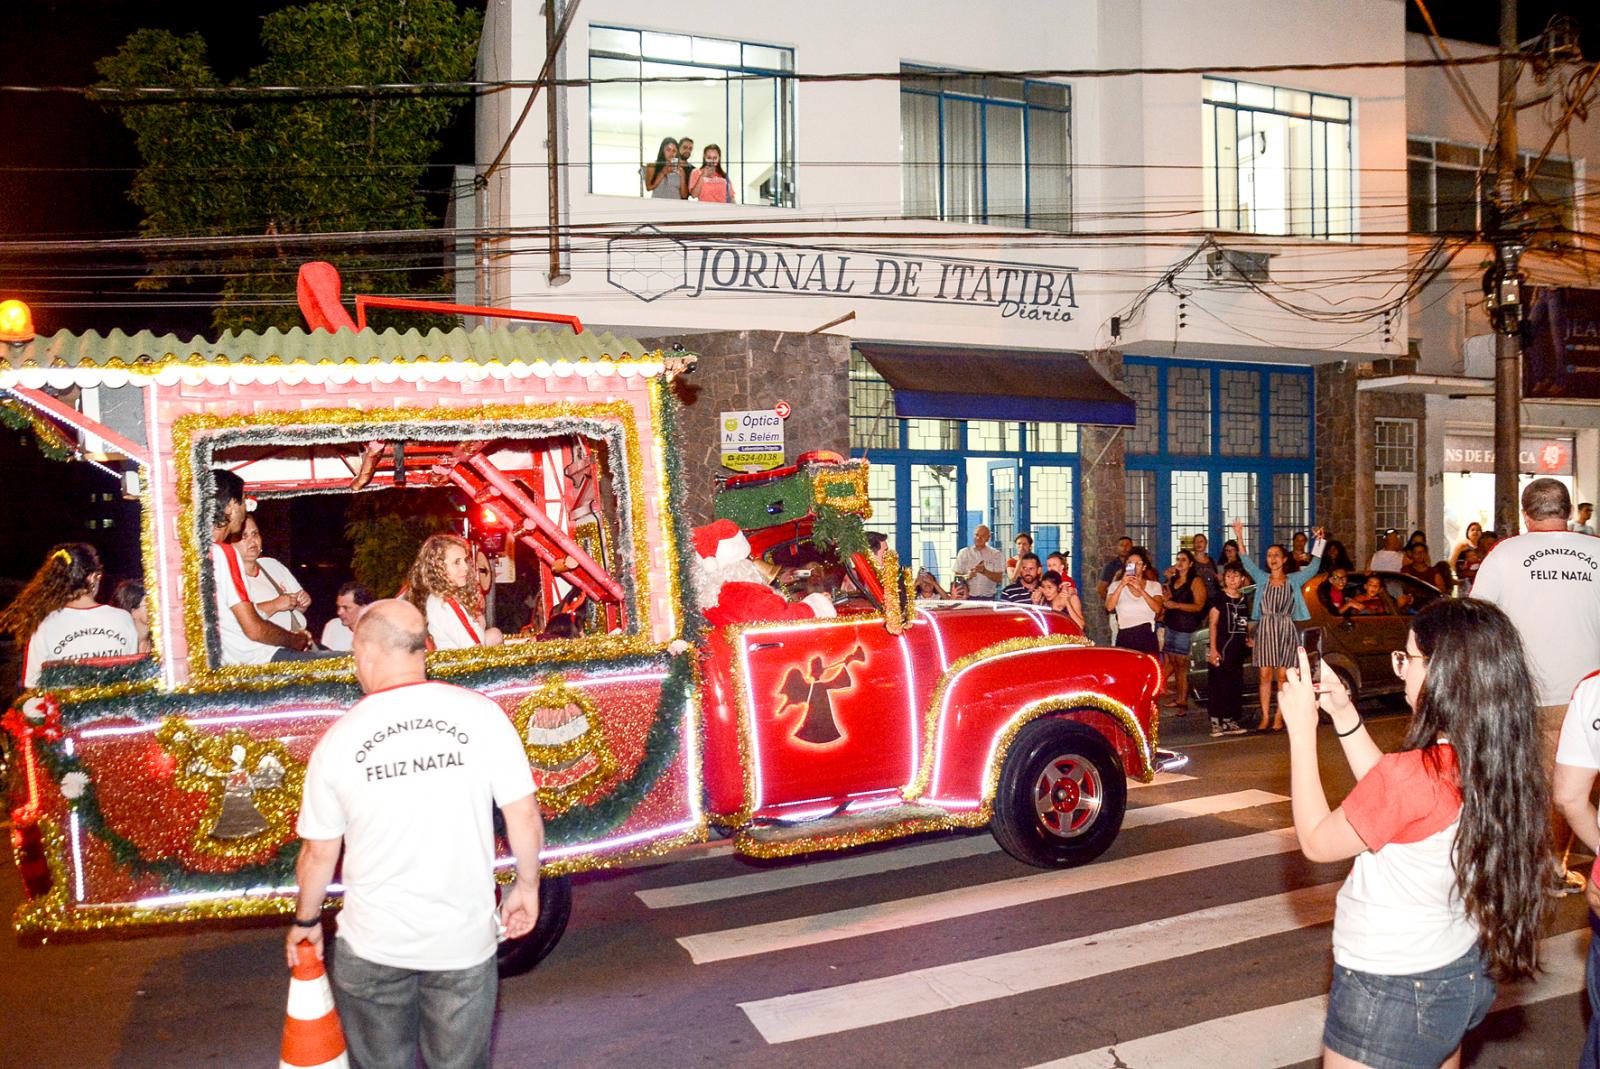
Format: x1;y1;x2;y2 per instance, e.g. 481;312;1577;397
176;405;650;674
655;380;705;639
713;469;814;532
809;504;868;560
38;656;160;691
33;647;698;890
0;399;76;462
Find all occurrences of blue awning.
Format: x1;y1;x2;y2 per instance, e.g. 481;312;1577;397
853;342;1136;426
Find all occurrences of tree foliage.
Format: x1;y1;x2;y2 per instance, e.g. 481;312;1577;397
344;487;459;597
96;0;482;333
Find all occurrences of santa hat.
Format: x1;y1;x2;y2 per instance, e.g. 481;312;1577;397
692;519;752;567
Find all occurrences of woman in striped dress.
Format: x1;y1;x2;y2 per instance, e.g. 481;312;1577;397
1231;520;1324;731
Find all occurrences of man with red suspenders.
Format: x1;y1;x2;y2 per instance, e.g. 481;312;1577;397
208;468;319;664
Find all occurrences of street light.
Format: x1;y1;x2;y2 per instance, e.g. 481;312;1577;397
0;298;34;343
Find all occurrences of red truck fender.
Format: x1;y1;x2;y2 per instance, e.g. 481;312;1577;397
903;639;1163;812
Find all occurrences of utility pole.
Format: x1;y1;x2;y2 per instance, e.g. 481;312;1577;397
1489;0;1525;536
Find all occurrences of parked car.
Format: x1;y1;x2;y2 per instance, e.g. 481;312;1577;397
1186;571;1446;707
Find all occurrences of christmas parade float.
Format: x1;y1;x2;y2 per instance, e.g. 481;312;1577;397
1;264;1182;974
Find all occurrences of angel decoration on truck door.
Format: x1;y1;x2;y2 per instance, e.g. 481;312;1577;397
156;719;303;854
775;647;866;745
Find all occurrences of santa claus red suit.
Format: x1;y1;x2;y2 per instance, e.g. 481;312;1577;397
691;520;835;627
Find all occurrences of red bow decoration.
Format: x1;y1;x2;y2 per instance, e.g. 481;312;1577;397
2;695;63;744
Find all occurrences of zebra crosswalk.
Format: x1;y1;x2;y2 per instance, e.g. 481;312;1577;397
612;771;1591;1067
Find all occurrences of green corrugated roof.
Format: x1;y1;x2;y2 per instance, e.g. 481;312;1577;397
4;325;655;369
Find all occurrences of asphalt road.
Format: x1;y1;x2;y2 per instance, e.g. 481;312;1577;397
1;707;1590;1068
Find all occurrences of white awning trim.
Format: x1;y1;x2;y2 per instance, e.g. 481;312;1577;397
0;356;669;391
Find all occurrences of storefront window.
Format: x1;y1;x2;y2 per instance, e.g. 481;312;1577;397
589;27;795;206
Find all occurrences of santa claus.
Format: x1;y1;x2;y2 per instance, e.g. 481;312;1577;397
691;519;836;627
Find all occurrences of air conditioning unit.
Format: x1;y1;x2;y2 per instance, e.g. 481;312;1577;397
1205;249;1273;285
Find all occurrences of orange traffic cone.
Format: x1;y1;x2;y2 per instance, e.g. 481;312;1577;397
281;941;349;1069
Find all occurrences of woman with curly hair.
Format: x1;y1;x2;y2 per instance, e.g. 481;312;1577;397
1279;598;1549;1069
2;543;138;687
406;534;503;650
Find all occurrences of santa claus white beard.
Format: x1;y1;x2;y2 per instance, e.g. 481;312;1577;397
692;555;771;610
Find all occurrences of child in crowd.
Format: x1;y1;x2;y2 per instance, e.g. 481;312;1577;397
1035;569;1087;630
1325;569;1359;615
1351;575;1388;614
1205;561;1253;736
2;543;138;687
407;534;504;650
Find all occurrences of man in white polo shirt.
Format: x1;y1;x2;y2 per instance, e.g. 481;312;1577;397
287;599;543;1069
1473;477;1600;895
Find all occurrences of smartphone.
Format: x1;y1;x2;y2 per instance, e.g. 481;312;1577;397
1302;627;1324;691
1123;559;1139;578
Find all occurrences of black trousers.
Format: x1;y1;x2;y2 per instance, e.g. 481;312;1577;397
1207;647;1250;727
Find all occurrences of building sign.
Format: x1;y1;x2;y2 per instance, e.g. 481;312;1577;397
1441;434;1573;475
1524;287;1600;399
720;409;785;473
606;227;1077;325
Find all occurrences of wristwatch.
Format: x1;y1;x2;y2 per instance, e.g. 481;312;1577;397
292;914;321;928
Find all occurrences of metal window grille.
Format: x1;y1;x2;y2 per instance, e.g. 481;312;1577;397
1373;418;1416;474
1166;366;1211;456
848;351;899;451
1124;364;1160;455
1218;369;1262;456
1268;373;1310;458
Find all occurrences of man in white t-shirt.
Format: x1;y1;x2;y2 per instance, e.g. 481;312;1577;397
1366;528;1405;572
1552;672;1600;1063
318;582;375;653
1475;477;1600;894
954;525;1005;599
287;599;543;1069
207;469;313;665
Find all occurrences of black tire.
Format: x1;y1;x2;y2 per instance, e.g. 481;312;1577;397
496;875;573;978
990;719;1128;869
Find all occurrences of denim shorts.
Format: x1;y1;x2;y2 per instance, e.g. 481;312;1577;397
1324;948;1497;1069
1162;628;1193;655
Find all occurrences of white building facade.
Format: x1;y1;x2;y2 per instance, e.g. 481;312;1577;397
469;0;1590;585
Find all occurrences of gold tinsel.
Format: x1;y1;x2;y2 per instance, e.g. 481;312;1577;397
156;718;306;860
168;400;673;685
512;678;619;816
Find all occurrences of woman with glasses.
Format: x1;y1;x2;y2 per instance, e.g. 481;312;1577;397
1278;599;1548;1069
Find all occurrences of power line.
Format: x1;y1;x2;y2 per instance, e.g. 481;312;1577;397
0;51;1518;101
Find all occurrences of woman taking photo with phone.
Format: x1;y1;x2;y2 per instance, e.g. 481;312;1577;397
1278;597;1547;1069
1104;545;1163;654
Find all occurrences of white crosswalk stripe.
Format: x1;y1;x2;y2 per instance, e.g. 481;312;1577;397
1029;929;1589;1069
678;827;1301;964
640;789;1283;909
739;882;1342;1044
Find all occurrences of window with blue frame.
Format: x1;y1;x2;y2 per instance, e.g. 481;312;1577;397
1123;356;1315;568
589;27;795;206
849;351;1082;586
900;66;1072;231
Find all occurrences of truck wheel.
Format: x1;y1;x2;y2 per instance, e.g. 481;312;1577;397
496;875;573;978
990;719;1127;869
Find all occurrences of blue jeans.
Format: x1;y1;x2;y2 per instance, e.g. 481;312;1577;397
331;941;499;1069
1582;912;1600;1069
1323;947;1496;1069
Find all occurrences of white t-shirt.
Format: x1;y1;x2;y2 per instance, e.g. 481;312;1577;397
23;604;139;686
1556;673;1600;810
426;594;484;650
1367;549;1405;572
1471;530;1600;706
297;680;536;971
954;544;1005;598
320;617;354;653
244;556;305;632
1113;579;1165;630
1333;746;1473;974
211;542;279;666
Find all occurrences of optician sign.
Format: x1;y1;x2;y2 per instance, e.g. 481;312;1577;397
1441;433;1573;475
720;409;785;473
606;227;1078;325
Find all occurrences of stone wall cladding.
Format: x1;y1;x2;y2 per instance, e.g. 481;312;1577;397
1315;364;1426;565
1079;349;1126;645
643;330;851;526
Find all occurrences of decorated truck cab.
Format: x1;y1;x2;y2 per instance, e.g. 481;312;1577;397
2;273;1177;972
